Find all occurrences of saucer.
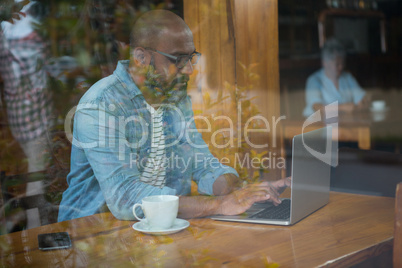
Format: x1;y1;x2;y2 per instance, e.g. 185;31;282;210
133;219;190;235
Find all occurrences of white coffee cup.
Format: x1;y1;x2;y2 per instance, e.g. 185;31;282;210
132;195;179;230
371;100;386;110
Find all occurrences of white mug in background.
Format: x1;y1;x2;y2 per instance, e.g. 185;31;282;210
133;195;179;230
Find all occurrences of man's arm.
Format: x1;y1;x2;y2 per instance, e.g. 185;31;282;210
212;173;241;196
178;98;290;218
178;176;291;219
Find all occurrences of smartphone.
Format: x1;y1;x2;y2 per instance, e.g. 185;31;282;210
38;232;72;251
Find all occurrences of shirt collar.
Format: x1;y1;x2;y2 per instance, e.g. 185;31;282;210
114;60;143;99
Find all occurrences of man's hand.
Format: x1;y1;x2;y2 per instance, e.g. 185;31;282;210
178;177;291;218
269;176;292;199
217;182;270;216
217;177;291;216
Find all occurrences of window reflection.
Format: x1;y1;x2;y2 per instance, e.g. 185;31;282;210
279;0;402;153
279;1;402;198
0;0;399;246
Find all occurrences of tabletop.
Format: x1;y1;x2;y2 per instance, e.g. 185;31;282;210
282;107;402;147
0;192;395;267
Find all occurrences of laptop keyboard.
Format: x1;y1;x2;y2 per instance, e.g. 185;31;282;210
250;199;291;220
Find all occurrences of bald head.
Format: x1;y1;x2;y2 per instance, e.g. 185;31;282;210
130;10;191;50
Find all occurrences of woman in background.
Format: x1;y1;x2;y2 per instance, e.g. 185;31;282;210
303;38;370;117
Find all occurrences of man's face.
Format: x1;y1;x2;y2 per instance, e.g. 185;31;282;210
323;55;344;79
145;26;195;104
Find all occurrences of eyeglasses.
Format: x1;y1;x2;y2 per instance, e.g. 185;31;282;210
145;47;201;69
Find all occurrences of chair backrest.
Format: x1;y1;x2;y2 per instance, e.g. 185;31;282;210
395;182;402;267
0;171;63;234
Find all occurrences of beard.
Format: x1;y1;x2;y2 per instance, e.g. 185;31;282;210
163;75;189;104
144;71;189;106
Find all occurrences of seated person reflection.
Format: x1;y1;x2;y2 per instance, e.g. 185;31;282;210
303;38;369;117
58;10;290;222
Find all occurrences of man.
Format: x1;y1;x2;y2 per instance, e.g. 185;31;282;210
58;10;290;222
303;38;369;117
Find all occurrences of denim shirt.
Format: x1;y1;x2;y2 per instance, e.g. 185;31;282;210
58;60;238;222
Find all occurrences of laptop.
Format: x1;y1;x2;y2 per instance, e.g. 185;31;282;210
211;126;333;225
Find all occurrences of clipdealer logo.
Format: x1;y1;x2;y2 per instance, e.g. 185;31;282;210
64;101;286;157
64;101;338;168
302;101;339;167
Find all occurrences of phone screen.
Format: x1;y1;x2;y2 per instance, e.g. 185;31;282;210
38;232;72;250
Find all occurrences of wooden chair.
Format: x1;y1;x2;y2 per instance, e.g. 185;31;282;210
395;182;402;267
0;171;61;234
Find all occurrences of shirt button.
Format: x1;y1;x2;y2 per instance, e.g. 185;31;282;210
146;123;149;126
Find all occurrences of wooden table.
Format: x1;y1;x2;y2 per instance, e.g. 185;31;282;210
282;120;371;150
282;110;374;150
0;192;395;267
282;107;402;151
